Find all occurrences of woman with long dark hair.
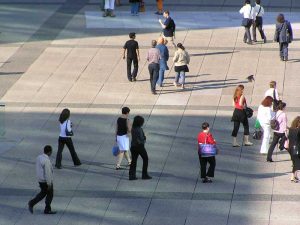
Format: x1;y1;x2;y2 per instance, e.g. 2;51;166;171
287;117;300;182
55;108;81;169
231;85;253;147
129;115;151;180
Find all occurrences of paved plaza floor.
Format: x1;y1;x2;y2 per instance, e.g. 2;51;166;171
0;0;300;225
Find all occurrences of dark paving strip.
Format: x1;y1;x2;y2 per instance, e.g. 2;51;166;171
0;187;297;201
4;102;300;112
0;2;297;10
0;0;89;99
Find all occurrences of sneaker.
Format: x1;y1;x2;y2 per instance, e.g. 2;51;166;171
142;175;152;180
28;202;33;214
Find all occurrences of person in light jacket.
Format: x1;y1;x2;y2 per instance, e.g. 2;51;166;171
239;0;255;44
266;101;287;162
173;43;190;89
55;108;81;169
28;145;56;214
257;96;274;154
274;13;293;61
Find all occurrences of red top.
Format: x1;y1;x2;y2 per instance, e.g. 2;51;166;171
197;131;216;145
234;96;246;110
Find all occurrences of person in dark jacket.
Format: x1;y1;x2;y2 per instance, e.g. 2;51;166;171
274;13;293;61
287;116;300;183
129;115;152;180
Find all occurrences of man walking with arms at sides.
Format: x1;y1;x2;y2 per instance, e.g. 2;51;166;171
28;145;56;214
147;40;161;95
158;10;176;48
123;32;140;82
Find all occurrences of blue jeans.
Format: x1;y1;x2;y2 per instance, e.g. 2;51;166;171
131;3;139;14
175;71;185;84
157;68;165;86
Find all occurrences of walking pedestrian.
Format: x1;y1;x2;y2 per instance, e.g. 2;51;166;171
55;108;81;169
129;115;152;180
103;0;116;17
129;0;140;16
156;37;169;87
274;13;293;61
239;0;254;44
158;10;176;48
265;81;280;111
155;0;163;15
252;0;266;43
173;43;190;89
287;116;300;183
257;96;274;154
198;122;217;183
147;40;160;95
28;145;56;214
115;107;132;170
231;85;253;147
267;101;287;162
123;32;140;82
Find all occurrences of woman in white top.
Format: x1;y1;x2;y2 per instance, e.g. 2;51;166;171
239;0;254;44
257;96;274;154
55;108;81;169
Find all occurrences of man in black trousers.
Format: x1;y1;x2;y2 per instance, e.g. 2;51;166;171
123;32;140;82
28;145;56;214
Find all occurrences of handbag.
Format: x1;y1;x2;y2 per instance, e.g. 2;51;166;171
65;120;74;136
253;129;263;140
244;107;253;118
198;134;217;157
112;145;119;156
270;112;282;131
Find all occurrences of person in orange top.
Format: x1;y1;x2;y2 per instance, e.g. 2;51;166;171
155;0;163;15
197;122;216;183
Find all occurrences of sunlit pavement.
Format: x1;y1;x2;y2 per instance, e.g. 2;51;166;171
0;1;300;225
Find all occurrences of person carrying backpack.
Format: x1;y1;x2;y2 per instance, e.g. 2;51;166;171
158;10;176;48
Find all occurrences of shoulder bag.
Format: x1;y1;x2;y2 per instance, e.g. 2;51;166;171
198;134;217;157
270;112;282;131
65;120;74;136
242;7;253;27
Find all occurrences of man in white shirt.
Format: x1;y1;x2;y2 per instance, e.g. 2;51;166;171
253;0;266;43
265;81;280;111
28;145;56;214
239;0;255;44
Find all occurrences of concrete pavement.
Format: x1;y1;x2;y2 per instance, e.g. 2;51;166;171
0;1;300;225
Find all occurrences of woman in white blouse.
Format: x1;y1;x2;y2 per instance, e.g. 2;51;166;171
257;96;274;154
239;0;255;44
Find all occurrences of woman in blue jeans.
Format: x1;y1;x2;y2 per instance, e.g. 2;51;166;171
129;0;140;16
173;43;190;89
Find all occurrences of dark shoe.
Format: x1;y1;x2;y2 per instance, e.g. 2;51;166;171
129;177;138;180
74;162;81;167
128;79;132;82
151;91;157;95
280;57;284;61
28;202;33;214
154;11;160;15
116;166;124;170
247;41;252;45
267;159;274;162
253;39;257;42
206;178;213;183
55;165;62;169
44;210;57;215
142;175;152;180
133;78;137;82
202;178;209;183
243;39;247;43
263;37;267;43
291;178;298;183
284;57;288;61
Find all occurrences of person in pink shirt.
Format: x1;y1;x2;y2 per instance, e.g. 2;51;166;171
266;101;287;162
